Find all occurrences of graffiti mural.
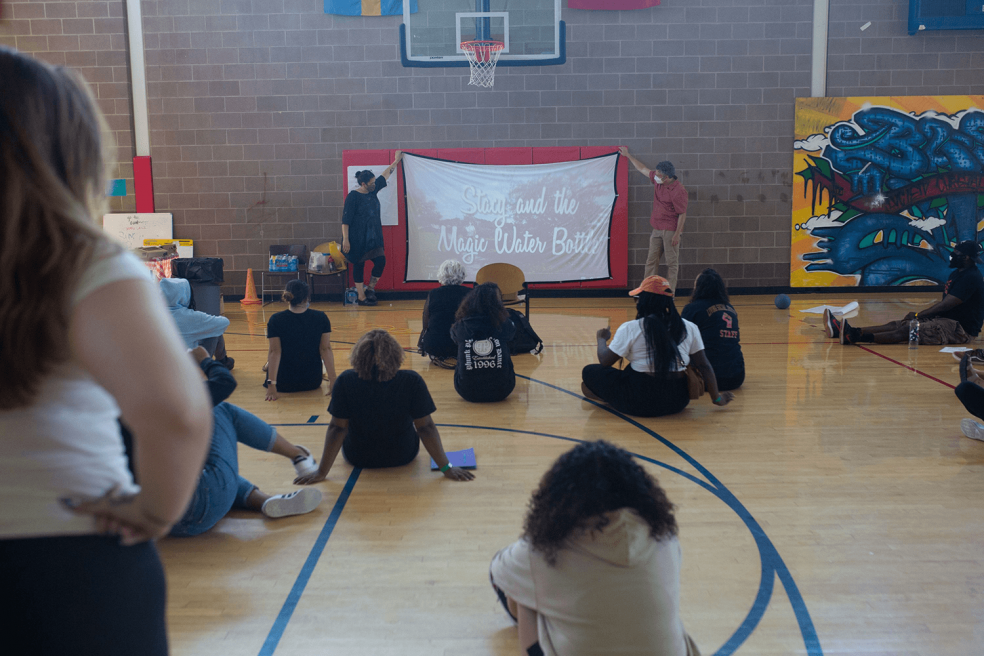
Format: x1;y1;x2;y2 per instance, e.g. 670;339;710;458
791;96;984;287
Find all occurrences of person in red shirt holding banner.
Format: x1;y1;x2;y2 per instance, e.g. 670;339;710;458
619;147;689;294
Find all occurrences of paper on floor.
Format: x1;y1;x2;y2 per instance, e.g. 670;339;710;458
800;301;859;317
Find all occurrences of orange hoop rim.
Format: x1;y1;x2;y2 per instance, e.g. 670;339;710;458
460;40;505;53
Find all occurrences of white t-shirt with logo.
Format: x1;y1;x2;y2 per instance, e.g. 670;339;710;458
608;318;704;372
0;248;150;538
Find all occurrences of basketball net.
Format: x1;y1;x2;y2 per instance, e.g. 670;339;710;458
461;41;504;88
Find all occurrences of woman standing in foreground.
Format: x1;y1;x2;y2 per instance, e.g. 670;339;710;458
0;48;212;655
490;440;701;656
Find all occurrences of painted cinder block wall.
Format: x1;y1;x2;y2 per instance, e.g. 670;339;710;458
3;0;984;294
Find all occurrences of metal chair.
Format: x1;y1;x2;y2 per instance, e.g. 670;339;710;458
475;262;530;316
260;244;308;305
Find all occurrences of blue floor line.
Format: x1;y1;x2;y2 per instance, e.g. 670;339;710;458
257;467;362;656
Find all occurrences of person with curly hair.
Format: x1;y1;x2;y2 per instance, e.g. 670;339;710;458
581;275;733;416
265;279;336;401
418;259;471;369
451;282;517;403
490;440;700;656
295;330;474;482
681;268;744;391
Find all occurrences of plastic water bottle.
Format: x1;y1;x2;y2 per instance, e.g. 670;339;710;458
908;318;919;349
344;287;358;306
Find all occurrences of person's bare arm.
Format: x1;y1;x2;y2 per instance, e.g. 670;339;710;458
379;150;404;180
618;146;651;177
68;278;212;541
672;212;687;246
905;294;963;321
320;332;336;395
690;350;734;407
414;415;474;481
266;337;282;401
595;327;620;367
295;417;347;484
341;223;350;254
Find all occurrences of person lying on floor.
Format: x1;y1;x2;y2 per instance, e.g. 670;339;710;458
294;329;474;483
122;346;323;536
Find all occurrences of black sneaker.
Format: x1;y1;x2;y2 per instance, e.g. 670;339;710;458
364;288;377;302
960;353;972;384
840;319;858;345
357;297;377;306
823;308;840;339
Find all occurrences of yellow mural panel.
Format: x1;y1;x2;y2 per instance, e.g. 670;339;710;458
791;96;984;287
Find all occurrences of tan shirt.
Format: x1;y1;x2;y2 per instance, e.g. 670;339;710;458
490;509;691;656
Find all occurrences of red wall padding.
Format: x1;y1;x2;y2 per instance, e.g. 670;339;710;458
340;147;629;292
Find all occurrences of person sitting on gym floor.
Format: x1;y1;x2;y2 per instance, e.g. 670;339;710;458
418;259;471;369
489;440;701;656
294;329;475;482
824;240;984;346
123;347;324;536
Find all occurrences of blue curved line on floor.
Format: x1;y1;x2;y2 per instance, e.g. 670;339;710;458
258;467;362;656
264;376;822;655
513;373;823;656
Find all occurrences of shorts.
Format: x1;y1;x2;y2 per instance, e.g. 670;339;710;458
886;318;971;345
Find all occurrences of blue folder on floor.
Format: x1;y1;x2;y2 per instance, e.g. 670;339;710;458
430;448;477;470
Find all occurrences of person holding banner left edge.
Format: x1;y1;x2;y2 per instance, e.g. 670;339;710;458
342;151;403;306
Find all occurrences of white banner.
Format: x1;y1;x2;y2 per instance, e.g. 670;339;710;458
403;153;617;283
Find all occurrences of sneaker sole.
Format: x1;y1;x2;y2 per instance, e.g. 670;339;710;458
961;418;984;442
262;488;323;518
823;309;837;339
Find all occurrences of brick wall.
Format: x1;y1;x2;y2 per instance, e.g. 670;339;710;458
0;1;136;212
3;0;984;293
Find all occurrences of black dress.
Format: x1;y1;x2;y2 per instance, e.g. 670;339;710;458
421;284;472;358
341;175;387;264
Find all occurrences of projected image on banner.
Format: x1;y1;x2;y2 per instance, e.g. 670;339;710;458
403;153;618;283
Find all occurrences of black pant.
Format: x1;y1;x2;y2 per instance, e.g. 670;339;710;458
351;255;386;283
716;368;745;392
955;381;984;421
0;535;168;656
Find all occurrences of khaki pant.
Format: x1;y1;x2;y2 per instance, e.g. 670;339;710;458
644;229;680;292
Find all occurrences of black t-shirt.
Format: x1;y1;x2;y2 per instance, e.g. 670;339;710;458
681;299;744;379
266;308;331;392
341;175;387;263
451;315;517;402
422;284;472;358
328;369;436;469
941;266;984;336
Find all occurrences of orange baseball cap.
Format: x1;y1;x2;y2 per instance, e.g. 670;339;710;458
629;275;673;297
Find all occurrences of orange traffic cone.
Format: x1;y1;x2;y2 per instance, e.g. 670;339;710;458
241;268;262;305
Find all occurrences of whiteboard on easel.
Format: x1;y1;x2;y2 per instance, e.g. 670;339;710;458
102;213;173;249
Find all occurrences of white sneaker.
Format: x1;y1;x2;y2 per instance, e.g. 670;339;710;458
960;418;984;442
261;488;323;518
292;445;318;477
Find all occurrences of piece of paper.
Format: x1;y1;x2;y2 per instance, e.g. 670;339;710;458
430;448;476;470
800;301;859;316
940;347;973;354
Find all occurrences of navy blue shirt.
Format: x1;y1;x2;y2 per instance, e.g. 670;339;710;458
941;266;984;336
681;299;744;379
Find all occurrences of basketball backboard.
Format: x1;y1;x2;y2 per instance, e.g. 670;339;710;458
400;0;565;67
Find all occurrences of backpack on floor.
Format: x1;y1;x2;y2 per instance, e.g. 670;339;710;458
507;308;543;355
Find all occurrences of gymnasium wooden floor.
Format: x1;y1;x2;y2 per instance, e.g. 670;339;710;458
159;293;984;656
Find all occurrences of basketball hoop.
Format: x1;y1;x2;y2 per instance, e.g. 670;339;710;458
461;40;504;88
